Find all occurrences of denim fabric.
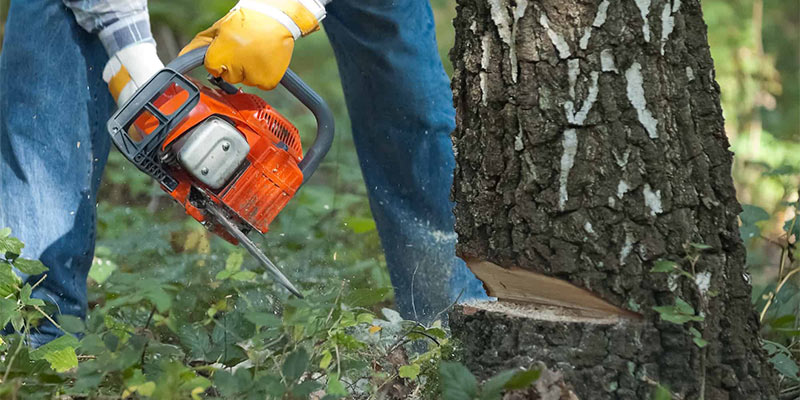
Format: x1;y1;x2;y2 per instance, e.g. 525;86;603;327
0;0;487;345
323;0;488;323
0;0;113;346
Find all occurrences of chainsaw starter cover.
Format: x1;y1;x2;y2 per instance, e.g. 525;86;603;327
176;116;250;189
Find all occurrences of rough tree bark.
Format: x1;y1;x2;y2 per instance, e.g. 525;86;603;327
448;0;779;399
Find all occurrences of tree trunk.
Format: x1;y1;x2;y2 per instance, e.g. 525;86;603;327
448;0;779;399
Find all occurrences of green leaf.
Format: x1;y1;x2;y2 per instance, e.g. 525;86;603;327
0;264;20;297
763;164;800;177
89;258;117;284
0;234;23;255
225;251;244;272
503;368;542;390
399;364;421;380
0;297;17;328
651;260;678;273
30;334;80;361
258;375;285;397
244;311;281;327
179;326;212;360
740;205;770;241
12;258;48;275
345;288;391;307
675;298;695;315
326;373;348;397
144;287;172;313
653;298;704;325
215;269;233;281
214;369;253;397
480;369;518;400
652;384;673;400
43;346;79;372
231;270;257;281
741;204;770;224
19;283;44;307
282;348;310;382
319;350;333;369
58;315;86;334
764;340;800;381
785;218;800;238
769;352;800;381
690;327;708;347
440;361;478;400
292;380;321;397
343;216;377;234
770;314;796;329
0;228;10;238
688;243;713;251
356;313;374;324
693;336;709;348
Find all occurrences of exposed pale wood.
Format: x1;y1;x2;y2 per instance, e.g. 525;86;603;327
465;259;641;320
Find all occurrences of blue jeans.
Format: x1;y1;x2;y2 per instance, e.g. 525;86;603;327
0;0;487;344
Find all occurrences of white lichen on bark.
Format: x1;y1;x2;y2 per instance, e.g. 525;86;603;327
686;66;694;81
568;59;580;99
695;272;711;295
565;72;600;125
625;62;659;139
559;129;578;210
487;0;529;82
539;13;571;59
643;183;663;216
619;231;635;265
617;180;630;199
601;49;618;72
510;0;529;82
480;33;492;105
634;0;652;42
579;0;610;50
584;221;596;235
660;3;675;55
514;133;524;151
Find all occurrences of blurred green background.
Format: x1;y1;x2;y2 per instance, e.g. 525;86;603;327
0;0;797;306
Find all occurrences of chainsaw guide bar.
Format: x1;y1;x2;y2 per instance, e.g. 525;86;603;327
204;197;303;297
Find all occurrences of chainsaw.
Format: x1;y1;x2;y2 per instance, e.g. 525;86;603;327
106;47;334;298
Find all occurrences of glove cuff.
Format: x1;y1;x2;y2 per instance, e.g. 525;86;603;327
103;42;165;105
96;12;156;57
234;0;326;39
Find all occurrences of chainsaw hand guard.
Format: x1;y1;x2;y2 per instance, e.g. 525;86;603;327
107;69;200;191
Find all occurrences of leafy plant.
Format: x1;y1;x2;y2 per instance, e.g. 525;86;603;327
438;361;540;400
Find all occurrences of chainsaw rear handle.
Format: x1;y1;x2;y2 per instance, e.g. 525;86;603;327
168;47;334;183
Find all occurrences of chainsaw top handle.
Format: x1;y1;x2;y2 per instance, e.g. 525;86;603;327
107;47;334;187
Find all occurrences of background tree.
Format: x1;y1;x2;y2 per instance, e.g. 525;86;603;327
448;0;780;398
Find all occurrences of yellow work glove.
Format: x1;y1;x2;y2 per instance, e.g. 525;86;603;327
103;42;165;105
180;0;327;91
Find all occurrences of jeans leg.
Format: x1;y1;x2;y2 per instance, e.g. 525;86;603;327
323;0;487;324
0;0;113;345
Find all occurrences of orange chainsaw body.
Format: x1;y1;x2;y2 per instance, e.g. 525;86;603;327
134;81;304;241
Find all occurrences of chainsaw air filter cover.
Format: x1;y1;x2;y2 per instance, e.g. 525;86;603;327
174;116;250;189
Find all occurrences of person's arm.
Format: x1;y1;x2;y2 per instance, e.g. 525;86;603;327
180;0;330;91
62;0;164;104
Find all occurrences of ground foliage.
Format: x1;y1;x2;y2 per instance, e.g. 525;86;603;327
0;0;797;398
